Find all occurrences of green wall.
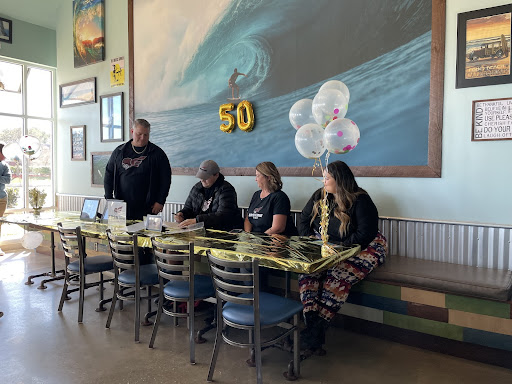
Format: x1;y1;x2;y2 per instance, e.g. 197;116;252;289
0;14;56;67
54;0;512;227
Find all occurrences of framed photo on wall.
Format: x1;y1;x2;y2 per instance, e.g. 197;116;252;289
60;77;96;108
70;125;86;161
0;17;12;44
73;0;105;68
456;4;512;88
91;151;111;187
100;92;124;142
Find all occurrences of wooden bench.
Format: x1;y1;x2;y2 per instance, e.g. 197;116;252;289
338;219;512;370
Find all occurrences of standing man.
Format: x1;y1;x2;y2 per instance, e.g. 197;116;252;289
228;68;246;99
0;142;12;256
104;119;172;220
175;160;243;231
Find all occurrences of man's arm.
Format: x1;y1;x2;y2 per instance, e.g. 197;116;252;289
177;185;197;219
154;150;172;205
104;151;116;199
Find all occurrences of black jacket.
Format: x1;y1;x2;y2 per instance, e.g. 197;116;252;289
104;140;172;220
298;188;379;249
178;174;243;230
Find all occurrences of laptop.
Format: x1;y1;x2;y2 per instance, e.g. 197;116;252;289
80;198;101;222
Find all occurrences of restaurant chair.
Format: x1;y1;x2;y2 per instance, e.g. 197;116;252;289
149;239;215;365
105;230;159;342
207;253;303;384
57;223;114;323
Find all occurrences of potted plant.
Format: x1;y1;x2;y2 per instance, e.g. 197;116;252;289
29;187;47;216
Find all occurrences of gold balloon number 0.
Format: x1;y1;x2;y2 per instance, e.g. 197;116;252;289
219;101;255;133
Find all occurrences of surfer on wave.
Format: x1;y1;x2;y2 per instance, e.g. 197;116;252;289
228;68;246;100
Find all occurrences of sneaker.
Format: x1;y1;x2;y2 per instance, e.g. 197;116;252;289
0;248;5;256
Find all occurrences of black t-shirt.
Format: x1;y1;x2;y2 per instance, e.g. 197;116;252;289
117;145;151;219
247;190;298;236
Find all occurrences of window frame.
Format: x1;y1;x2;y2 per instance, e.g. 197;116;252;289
0;57;56;212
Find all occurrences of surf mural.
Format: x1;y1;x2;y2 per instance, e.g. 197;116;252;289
132;0;444;176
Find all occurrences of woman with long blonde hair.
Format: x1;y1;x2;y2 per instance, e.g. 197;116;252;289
297;160;387;353
244;161;297;236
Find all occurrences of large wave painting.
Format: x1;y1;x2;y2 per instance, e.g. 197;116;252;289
133;0;436;172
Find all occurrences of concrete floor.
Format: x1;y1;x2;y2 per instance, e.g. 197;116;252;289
1;248;512;384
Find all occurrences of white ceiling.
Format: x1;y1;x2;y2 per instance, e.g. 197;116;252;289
0;0;63;30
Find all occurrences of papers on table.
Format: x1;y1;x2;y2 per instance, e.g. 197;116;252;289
163;221;205;233
125;221;145;233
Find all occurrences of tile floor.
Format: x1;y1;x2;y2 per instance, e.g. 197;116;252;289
1;248;512;384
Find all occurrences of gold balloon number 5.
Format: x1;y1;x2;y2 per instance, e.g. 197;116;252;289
219;101;255;133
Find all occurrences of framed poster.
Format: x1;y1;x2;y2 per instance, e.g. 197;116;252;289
73;0;105;68
60;77;96;108
91;151;111;187
100;92;124;142
0;17;12;44
456;4;512;88
70;125;86;161
472;97;512;141
130;0;445;178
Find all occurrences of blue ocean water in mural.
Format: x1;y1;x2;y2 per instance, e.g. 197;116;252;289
136;0;432;168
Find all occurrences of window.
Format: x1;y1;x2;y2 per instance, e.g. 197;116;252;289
0;59;55;211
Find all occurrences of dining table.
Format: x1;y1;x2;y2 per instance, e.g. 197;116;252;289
1;210;361;289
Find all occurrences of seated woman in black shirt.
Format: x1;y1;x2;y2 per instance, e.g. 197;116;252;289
297;160;387;353
244;162;298;236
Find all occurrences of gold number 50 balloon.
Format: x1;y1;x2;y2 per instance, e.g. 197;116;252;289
219;101;255;133
219;103;235;133
236;100;255;132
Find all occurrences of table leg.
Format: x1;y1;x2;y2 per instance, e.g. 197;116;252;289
25;231;65;289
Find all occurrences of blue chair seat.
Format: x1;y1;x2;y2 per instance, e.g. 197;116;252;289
163;275;214;299
68;256;113;274
223;292;303;326
118;264;159;286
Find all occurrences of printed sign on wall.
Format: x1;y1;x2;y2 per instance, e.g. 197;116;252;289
110;57;125;87
472;97;512;141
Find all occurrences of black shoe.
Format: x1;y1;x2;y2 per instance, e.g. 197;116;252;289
300;311;320;350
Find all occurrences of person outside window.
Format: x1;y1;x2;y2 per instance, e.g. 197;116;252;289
0;142;12;257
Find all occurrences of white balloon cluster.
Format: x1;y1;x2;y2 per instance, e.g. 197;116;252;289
289;80;360;159
2;135;42;161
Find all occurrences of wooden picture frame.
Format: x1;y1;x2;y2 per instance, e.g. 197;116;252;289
91;151;111;187
0;17;13;44
70;125;86;161
100;92;124;142
73;0;105;68
60;77;96;108
128;0;445;178
472;97;512;141
456;4;512;89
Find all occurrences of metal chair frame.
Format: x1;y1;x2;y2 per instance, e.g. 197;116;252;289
207;253;301;384
150;239;211;364
105;229;158;342
57;223;113;323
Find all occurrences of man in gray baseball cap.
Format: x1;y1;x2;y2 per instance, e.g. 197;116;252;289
175;160;243;230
